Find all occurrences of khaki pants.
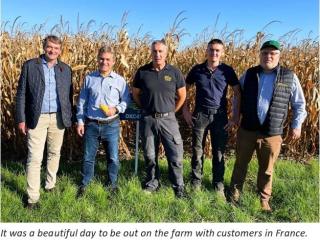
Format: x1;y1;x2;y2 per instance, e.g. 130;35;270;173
230;128;282;202
26;113;65;203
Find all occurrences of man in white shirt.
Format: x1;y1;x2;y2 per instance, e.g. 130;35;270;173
76;46;129;197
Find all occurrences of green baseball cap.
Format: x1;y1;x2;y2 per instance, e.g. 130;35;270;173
260;40;281;51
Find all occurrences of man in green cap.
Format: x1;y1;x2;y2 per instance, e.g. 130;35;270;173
229;40;307;211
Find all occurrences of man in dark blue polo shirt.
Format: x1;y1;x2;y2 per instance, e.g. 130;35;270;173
132;40;186;198
183;39;241;198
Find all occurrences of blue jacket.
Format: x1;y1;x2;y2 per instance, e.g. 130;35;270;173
15;55;73;129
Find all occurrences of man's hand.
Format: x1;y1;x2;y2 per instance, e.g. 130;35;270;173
288;128;301;141
100;105;118;117
77;124;85;137
224;118;240;131
107;107;118;116
182;107;193;127
18;122;28;135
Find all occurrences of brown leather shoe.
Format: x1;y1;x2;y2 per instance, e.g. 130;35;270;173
230;188;240;204
261;200;272;212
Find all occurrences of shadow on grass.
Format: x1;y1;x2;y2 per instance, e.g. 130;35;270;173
1;161;26;193
1;155;195;196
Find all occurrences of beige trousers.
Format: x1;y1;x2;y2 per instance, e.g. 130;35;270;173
26;113;65;203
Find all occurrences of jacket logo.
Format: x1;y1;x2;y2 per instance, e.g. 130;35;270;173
276;83;289;87
164;75;172;81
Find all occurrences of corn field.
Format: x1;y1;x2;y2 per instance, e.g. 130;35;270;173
1;15;319;162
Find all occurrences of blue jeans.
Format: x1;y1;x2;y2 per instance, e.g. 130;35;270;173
81;119;120;188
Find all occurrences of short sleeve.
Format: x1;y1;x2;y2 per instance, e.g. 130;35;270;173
175;68;186;89
132;70;141;88
185;67;196;85
227;67;239;86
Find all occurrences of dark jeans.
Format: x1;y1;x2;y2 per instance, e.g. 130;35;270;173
140;112;184;190
191;109;228;189
81;119;120;188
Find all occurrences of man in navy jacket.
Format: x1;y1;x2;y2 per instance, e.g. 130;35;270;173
15;35;73;209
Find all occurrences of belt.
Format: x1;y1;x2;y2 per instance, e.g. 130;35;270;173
150;112;171;118
42;112;58;114
197;107;218;115
86;116;119;125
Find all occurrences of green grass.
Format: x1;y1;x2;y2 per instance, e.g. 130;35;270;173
1;154;319;222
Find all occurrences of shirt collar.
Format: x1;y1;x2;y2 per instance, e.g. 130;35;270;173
202;60;222;73
41;55;58;66
258;64;280;74
98;71;115;78
148;62;170;71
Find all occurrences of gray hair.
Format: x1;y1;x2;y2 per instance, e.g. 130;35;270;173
98;46;115;57
151;39;167;50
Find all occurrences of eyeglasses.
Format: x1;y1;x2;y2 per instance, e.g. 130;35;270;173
261;51;280;57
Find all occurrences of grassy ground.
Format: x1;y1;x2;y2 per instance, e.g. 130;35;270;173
1;154;319;222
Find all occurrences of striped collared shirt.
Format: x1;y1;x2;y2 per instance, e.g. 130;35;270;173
77;71;130;124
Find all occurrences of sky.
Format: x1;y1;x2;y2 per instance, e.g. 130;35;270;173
1;0;319;48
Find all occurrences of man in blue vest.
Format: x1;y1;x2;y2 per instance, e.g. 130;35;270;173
229;40;307;211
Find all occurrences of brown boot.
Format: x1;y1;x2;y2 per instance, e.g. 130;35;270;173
230;188;240;204
260;200;272;212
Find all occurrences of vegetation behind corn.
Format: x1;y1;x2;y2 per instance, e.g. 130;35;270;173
1;15;319;162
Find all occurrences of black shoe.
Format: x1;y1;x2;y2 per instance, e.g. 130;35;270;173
27;202;40;210
191;180;202;191
174;186;187;199
110;187;119;194
213;182;225;191
76;186;86;198
213;182;226;200
143;187;156;194
143;185;160;194
108;186;119;195
215;188;226;201
45;187;55;193
107;186;119;199
191;183;201;191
